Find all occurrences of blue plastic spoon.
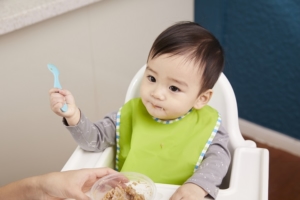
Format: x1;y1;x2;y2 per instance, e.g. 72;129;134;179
47;64;68;112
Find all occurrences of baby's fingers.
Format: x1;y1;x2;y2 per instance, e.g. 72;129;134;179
170;184;206;200
51;99;66;114
48;88;60;95
169;190;184;200
49;93;66;112
49;88;70;95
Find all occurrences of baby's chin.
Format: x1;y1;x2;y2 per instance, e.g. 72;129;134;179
150;112;179;121
146;110;168;120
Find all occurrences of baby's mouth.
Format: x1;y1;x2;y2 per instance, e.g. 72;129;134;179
151;103;164;110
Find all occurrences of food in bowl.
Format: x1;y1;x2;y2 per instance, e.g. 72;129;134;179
90;172;156;200
102;185;145;200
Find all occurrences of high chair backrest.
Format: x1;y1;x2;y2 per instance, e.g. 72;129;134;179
125;64;256;155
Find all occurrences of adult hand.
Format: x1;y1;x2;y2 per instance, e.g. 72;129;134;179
36;168;118;200
0;167;118;200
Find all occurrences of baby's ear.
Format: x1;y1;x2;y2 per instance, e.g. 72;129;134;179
193;89;213;109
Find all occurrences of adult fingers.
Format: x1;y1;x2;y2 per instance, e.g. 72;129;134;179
92;168;118;178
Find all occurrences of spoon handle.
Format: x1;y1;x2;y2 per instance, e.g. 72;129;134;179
47;64;68;112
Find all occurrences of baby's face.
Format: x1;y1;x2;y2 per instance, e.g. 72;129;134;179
140;54;203;120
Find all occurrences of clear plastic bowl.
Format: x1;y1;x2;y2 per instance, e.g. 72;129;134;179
90;172;157;200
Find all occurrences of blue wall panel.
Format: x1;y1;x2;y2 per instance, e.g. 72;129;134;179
195;0;300;139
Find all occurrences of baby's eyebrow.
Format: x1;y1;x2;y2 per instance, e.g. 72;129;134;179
169;77;188;87
146;66;157;74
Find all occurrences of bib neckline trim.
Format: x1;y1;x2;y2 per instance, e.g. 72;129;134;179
152;109;192;124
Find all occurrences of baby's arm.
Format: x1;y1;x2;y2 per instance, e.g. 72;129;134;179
49;88;117;152
63;111;118;152
49;88;80;126
171;124;231;200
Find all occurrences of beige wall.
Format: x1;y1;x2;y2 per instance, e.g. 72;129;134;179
0;0;193;186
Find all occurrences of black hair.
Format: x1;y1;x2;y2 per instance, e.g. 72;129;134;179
148;21;224;94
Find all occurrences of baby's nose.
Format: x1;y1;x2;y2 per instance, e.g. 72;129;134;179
151;88;165;100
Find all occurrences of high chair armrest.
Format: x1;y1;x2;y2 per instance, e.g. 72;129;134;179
217;147;269;200
154;147;269;200
61;146;269;200
61;146;115;171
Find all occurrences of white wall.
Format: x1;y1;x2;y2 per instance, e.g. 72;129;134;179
0;0;193;186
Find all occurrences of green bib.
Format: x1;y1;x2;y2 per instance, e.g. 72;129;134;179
115;98;220;185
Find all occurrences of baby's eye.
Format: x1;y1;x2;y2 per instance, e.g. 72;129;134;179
147;75;156;82
169;86;180;92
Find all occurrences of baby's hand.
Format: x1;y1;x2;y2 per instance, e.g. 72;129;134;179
49;88;80;125
170;183;207;200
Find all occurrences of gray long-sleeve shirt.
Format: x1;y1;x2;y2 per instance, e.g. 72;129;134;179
63;111;231;199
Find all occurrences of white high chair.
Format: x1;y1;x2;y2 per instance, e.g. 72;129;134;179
62;64;269;200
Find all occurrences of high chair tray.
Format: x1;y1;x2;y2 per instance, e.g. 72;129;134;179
62;147;268;200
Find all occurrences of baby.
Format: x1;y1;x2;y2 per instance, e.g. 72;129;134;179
49;21;230;200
